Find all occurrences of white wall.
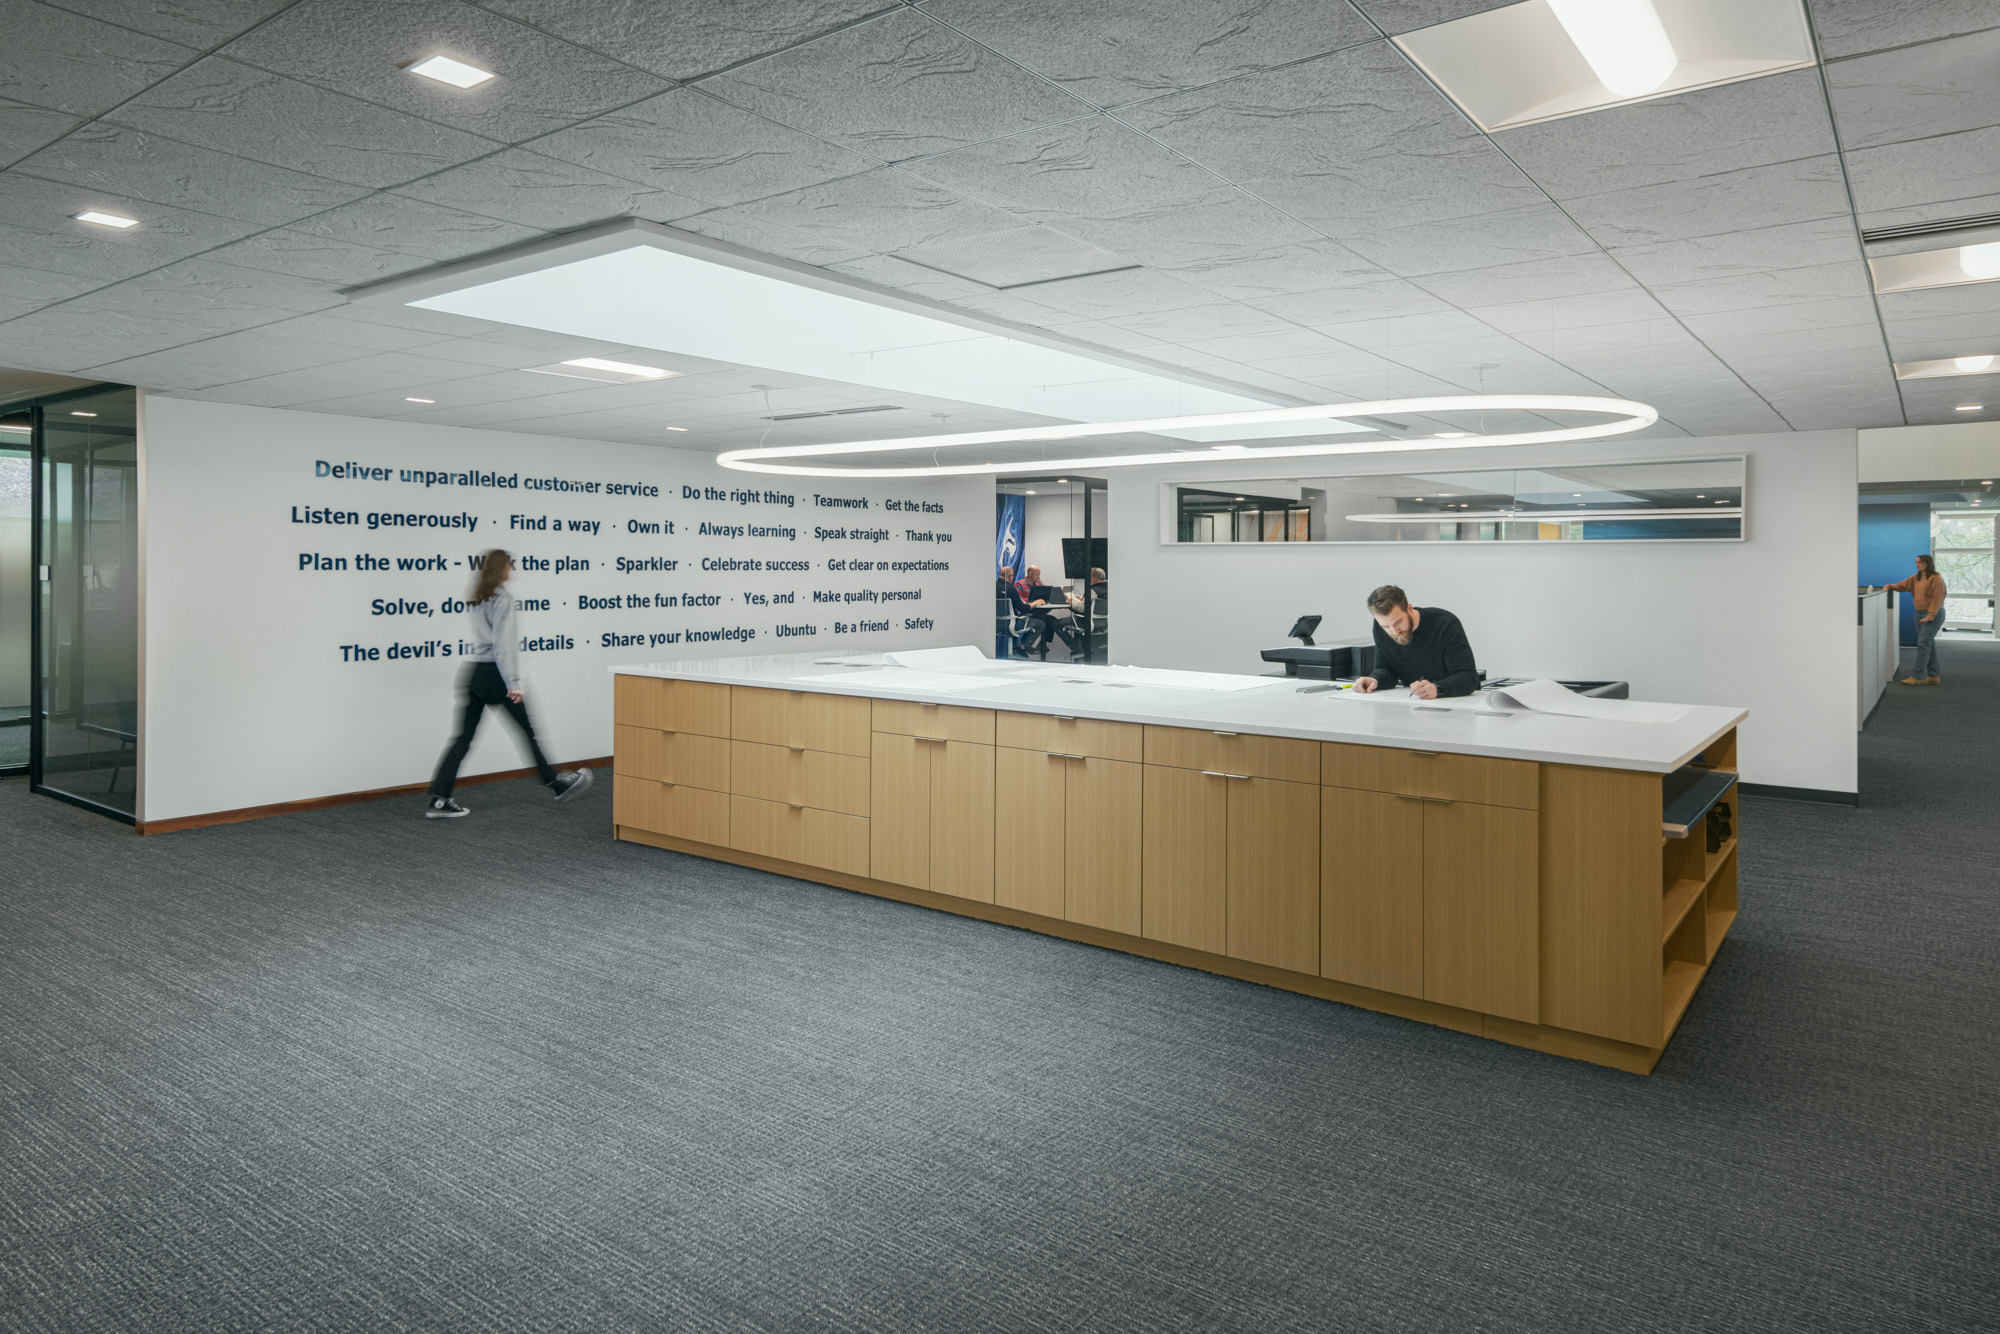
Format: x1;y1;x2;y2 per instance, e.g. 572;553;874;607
1108;430;1859;794
1860;421;2000;483
142;398;990;822
1016;489;1100;588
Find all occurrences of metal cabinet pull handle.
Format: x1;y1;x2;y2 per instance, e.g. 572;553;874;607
788;746;805;753
1423;796;1455;805
1202;770;1251;780
1410;750;1439;757
1054;715;1077;721
1393;793;1421;801
1212;730;1239;737
788;802;805;810
1047;752;1085;761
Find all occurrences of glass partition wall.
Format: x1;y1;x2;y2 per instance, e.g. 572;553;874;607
0;412;28;774
33;386;138;819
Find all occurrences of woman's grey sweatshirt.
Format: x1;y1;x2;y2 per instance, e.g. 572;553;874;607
467;593;521;689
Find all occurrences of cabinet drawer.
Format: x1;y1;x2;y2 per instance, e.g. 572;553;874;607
730;686;871;756
1144;725;1319;784
995;711;1143;762
729;740;869;816
613;726;730;792
613;776;729;846
1320;742;1537;809
613;675;730;737
873;699;994;744
729;795;869;876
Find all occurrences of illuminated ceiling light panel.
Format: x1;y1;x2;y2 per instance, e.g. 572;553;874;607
74;210;138;228
1870;240;2000;294
1345;506;1737;523
0;423;30;433
405;396;435;403
718;394;1659;478
408;54;494;88
70;410;97;417
1895;355;2000;380
1396;0;1814;132
346;220;1369;446
524;357;683;384
1956;404;1985;412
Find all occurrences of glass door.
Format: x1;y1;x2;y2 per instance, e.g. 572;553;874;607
34;386;138;818
1933;511;1996;634
0;411;29;774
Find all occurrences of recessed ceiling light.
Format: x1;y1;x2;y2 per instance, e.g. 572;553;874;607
1983;481;1993;486
70;410;97;417
1573;492;1583;497
562;356;668;378
525;357;684;384
1434;431;1471;438
1056;477;1068;483
0;423;30;434
408;54;494;88
1025;489;1037;495
1714;499;1726;504
1547;0;1676;97
1953;354;1996;373
1956;404;1984;412
1963;243;2000;281
74;210;137;229
664;425;688;432
1233;496;1246;501
405;397;435;404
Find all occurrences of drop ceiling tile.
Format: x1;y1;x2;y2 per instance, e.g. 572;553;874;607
411;337;589;372
82;331;381;389
285;194;546;262
924;0;1377;109
1657;402;1790;434
702;9;1092;161
109;57;502;189
1649;261;1874;317
118;258;349;313
61;281;303;337
826;253;994;300
1249;277;1456;327
1466;288;1677;336
1177;327;1354;364
0;264;108;306
1037;318;1172;353
0;176;265;280
316;350;518;388
1415;253;1638;309
1898;377;1999;416
1855;191;2000;237
1154;241;1385;303
1682;296;1885;342
525;89;878;209
1607;215;1863;287
175;366;425;406
1807;0;2000;60
198;228;430;286
244;311;462;353
734;168;1021;253
0;305;218;367
1706;337;1889;380
1316;309;1500;349
905;115;1212;215
219;0;675;142
13;124;374;227
1824;27;2000;150
670;208;875;268
48;0;295;47
1098;301;1303;346
1882;310;2000;356
1341;204;1597;277
999;266;1212;318
0;2;198;118
1240;134;1545;235
389;148;707;231
1844;125;2000;219
1030;188;1318;270
1509;317;1709;360
476;0;892;82
1563;155;1851;248
1760;385;1906;430
1494;69;1837;199
1878;278;2000;322
0;98;84;169
1119;41;1468;182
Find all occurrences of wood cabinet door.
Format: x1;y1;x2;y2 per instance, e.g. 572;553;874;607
1066;757;1142;936
1423;801;1539;1023
1321;788;1424;997
1141;765;1227;954
994;747;1066;918
929;741;995;903
870;732;930;890
1226;776;1320;975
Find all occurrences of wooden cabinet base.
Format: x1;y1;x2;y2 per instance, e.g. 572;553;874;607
614;825;1677;1076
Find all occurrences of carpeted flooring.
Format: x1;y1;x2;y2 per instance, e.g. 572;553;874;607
2;651;1996;1333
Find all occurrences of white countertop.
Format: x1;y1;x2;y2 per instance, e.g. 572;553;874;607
611;653;1745;774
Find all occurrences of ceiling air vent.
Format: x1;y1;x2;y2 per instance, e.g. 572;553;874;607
763;404;903;422
897;225;1138;290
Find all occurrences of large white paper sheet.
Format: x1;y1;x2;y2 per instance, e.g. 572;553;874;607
1038;663;1275;692
795;666;1006;694
1484;678;1692;723
885;645;996;672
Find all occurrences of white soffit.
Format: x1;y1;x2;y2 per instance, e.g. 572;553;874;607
344;220;1367;444
1396;0;1816;132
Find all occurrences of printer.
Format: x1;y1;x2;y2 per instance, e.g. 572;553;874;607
1260;616;1374;680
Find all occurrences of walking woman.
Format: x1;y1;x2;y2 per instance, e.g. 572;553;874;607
1886;552;1947;686
426;549;592;817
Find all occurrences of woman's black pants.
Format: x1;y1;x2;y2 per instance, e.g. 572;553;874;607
429;661;556;798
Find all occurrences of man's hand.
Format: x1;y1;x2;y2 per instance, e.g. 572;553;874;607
507;689;524;703
1410;680;1439;700
1352;676;1379;693
1030;598;1047;607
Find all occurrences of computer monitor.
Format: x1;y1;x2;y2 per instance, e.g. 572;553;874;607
1060;537;1106;580
1287;615;1322;646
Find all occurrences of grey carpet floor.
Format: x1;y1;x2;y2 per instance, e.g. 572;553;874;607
2;659;1997;1333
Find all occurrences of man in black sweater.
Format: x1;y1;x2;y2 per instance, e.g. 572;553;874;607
1352;584;1479;699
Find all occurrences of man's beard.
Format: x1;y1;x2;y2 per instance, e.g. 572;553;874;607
1391;630;1413;645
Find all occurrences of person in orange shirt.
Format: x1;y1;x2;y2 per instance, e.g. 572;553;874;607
1885;553;1947;685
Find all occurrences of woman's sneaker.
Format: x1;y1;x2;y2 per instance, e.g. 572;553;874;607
426;797;469;818
552;768;594;802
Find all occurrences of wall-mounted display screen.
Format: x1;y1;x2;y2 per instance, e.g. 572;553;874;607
1165;457;1744;545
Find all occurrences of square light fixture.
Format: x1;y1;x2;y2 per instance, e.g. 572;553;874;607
1869;240;2000;294
74;210;138;228
1396;0;1815;131
525;356;683;384
408;54;494;88
1894;355;1997;380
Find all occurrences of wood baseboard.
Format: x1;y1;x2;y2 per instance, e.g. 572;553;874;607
615;825;1663;1074
137;758;610;836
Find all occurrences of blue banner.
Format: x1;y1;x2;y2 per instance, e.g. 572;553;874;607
995;494;1025;581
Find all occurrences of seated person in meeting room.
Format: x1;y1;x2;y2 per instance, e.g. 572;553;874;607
1351;584;1480;700
1019;563;1085;658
